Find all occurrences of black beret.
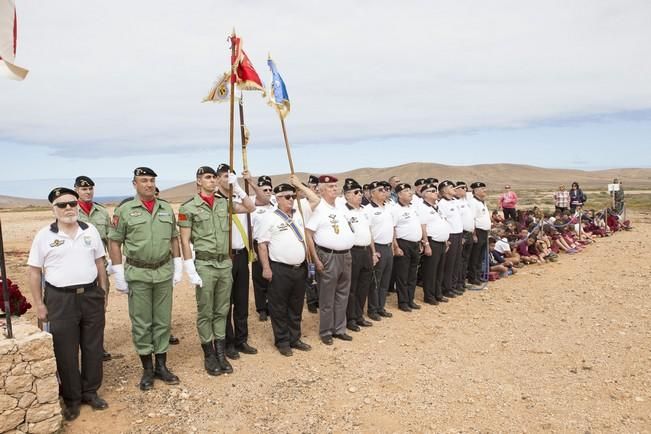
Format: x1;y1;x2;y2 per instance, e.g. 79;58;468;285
74;176;94;187
368;181;383;191
362;184;370;190
455;181;467;189
155;187;160;194
216;163;235;174
394;183;411;193
196;166;216;176
422;183;438;192
380;181;391;189
273;183;296;194
134;167;157;177
343;178;362;192
319;175;338;183
438;180;455;190
48;187;78;203
425;177;438;184
414;178;427;187
470;181;487;189
258;175;272;184
308;175;319;185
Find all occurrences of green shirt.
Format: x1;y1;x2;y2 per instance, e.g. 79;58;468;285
78;202;110;250
108;198;179;283
178;194;230;268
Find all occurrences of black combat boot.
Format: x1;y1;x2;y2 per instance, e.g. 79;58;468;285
153;353;180;385
214;339;234;374
139;354;155;391
201;342;221;376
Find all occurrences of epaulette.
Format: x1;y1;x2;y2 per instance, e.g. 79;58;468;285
158;198;169;203
118;196;135;207
93;201;106;208
181;197;194;206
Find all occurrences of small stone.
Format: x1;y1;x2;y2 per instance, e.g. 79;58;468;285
363;398;371;405
634;396;645;402
135;419;144;424
348;386;357;393
148;412;156;418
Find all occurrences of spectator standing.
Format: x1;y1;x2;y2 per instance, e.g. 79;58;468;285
569;182;587;212
498;185;518;221
553;184;570;214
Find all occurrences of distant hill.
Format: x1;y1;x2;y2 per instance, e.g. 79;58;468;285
0;195;48;209
161;163;651;202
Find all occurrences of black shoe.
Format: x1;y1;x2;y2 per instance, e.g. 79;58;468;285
201;342;221;376
347;323;361;332
409;302;421;310
321;335;333;345
443;292;457;298
452;290;464;296
290;340;312;351
62;404;80;421
82;395;108;410
258;311;268;321
214;339;233;374
368;312;382;321
307;304;318;314
357;318;373;327
424;299;439;305
154;353;180;385
225;344;240;360
138;354;155;391
436;296;449;303
102;350;112;361
378;309;393;318
235;342;258;355
398;305;412;312
278;346;293;357
333;333;353;341
169;335;180;345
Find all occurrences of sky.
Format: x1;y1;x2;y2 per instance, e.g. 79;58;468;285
1;0;651;198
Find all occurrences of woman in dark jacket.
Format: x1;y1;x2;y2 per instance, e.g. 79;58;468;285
569;182;586;212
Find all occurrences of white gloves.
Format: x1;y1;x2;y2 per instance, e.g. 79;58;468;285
106;259;114;276
228;173;246;199
173;257;183;285
183;259;203;287
112;264;129;294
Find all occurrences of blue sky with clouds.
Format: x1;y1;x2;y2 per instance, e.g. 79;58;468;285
1;0;650;198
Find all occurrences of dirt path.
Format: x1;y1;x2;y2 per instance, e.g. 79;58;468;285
3;210;651;433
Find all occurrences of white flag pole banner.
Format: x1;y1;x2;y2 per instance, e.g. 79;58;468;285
0;0;28;80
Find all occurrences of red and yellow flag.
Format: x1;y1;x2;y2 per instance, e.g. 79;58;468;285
230;36;264;93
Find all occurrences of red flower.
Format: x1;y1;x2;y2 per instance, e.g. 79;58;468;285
0;278;32;317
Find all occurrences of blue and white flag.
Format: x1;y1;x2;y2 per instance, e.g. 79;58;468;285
267;56;290;119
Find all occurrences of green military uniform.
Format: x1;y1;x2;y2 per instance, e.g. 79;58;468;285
108;198;178;355
178;194;232;343
78;202;110;249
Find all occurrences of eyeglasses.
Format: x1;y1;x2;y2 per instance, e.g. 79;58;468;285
278;194;296;200
350;190;362;195
262;188;272;193
423;189;437;194
375;187;387;193
53;201;78;209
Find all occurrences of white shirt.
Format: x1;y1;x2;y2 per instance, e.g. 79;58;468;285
363;201;394;244
457;197;475;232
299;197;314;224
251;203;276;241
257;209;306;266
342;203;373;247
418;201;450;242
306;199;355;250
438;197;463;234
469;195;492;230
495;238;511;254
27;221;104;287
411;195;424;207
391;202;423;242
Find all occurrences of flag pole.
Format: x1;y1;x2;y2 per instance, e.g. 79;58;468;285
227;29;237;258
238;93;255;261
0;217;13;338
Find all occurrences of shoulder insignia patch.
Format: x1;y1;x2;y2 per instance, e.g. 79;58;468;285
178;213;188;221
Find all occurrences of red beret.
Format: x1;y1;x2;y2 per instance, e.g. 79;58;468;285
318;175;338;183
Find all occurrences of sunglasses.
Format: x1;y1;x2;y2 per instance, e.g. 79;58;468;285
262;188;272;193
278;194;297;200
423;189;437;194
375;187;387;193
350;190;362;195
53;201;78;209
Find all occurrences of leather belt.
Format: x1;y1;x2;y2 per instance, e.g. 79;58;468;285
270;260;305;270
125;253;171;269
351;245;370;251
398;239;420;245
45;280;97;294
231;248;246;255
317;246;350;254
195;251;229;262
374;242;392;247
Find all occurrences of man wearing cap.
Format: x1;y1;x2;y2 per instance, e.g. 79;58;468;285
28;187;109;420
74;175;113;361
212;164;258;360
438;180;465;299
418;183;450;304
305;175;355;345
412;179;427;206
257;179;319;356
468;182;491;287
363;181;395;321
251;175;276;322
341;178;377;331
108;167;183;390
455;181;474;291
391;183;428;312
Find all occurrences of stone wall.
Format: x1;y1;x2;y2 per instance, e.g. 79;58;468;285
0;318;62;434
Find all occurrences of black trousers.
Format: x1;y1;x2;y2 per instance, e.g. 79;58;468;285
252;242;269;314
422;239;446;301
443;232;463;294
346;246;373;324
226;250;250;346
368;243;393;314
503;208;517;221
394;239;421;307
469;228;489;283
45;282;105;406
268;262;306;348
458;231;474;288
305;271;319;309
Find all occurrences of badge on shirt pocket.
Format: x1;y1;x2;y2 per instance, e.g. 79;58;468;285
83;236;92;247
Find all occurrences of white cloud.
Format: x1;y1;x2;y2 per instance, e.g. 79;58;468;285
1;0;651;156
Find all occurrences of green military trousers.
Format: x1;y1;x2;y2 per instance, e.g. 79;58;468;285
195;261;233;343
128;279;173;355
